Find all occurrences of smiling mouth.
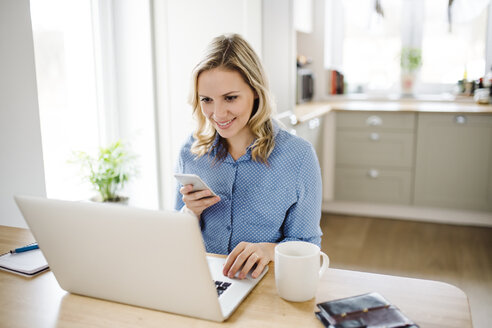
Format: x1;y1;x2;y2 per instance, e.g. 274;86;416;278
215;118;235;128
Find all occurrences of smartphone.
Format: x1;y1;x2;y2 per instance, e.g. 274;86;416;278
174;173;217;197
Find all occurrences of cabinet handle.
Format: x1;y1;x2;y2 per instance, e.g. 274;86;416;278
369;132;380;141
454;115;467;124
366;115;383;126
308;118;320;130
367;169;379;179
289;114;298;126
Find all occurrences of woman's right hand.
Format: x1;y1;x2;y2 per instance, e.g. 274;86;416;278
180;185;221;218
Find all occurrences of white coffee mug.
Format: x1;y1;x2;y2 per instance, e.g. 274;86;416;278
275;241;329;302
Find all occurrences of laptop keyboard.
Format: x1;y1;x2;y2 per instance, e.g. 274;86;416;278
214;280;232;296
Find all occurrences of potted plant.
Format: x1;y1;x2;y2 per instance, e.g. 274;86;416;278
400;47;422;95
72;140;137;204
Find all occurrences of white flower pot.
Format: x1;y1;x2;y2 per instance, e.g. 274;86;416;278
401;71;417;96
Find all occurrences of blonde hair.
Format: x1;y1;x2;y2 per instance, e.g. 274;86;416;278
189;34;276;164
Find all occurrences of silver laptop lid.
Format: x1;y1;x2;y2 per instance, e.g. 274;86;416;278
14;195;224;321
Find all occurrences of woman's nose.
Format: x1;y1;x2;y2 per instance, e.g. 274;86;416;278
213;102;228;119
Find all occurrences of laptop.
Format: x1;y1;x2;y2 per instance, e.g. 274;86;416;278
14;195;268;322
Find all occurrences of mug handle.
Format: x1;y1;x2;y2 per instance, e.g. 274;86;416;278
319;252;329;278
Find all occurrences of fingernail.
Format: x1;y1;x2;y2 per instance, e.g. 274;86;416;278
239;273;246;279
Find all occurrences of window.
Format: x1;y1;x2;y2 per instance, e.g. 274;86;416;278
341;0;402;92
421;0;488;84
30;0;101;201
327;0;489;94
30;0;159;208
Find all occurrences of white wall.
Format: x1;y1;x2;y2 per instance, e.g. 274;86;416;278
262;0;296;112
0;0;46;228
111;0;160;209
152;0;262;209
486;4;492;73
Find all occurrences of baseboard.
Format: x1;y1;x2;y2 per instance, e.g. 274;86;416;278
322;201;492;227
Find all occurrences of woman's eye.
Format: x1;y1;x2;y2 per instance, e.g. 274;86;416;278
225;95;238;102
200;97;212;103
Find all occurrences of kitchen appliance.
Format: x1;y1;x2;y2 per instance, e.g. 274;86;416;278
296;68;314;103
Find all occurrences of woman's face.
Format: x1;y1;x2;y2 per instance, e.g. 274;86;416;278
198;67;257;145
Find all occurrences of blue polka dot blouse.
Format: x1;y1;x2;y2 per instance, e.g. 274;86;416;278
174;123;323;255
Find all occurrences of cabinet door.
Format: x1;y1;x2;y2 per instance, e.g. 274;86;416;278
294;117;324;158
336;112;416;131
276;112;324;161
414;113;492;211
336;130;414;168
335;167;412;204
334;111;416;205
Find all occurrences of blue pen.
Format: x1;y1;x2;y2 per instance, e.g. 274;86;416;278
10;244;39;254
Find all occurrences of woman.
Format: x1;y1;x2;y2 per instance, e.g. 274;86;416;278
175;34;322;280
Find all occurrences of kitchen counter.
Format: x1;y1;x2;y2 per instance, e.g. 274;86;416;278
294;99;492;123
292;102;331;124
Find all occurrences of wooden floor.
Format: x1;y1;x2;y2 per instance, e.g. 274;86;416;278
320;213;492;328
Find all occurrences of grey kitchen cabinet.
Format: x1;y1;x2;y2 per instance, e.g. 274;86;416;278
334;112;416;204
414;113;492;211
335;167;413;204
336;130;415;168
276;111;324;161
293;117;324;158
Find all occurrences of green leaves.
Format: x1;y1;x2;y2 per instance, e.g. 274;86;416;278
71;140;137;202
400;47;422;72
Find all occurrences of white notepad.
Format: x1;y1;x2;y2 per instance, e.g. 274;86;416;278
0;248;49;277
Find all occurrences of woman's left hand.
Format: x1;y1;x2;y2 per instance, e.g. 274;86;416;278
223;242;276;280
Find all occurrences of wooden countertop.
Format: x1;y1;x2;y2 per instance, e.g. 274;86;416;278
0;225;473;327
293;99;492;123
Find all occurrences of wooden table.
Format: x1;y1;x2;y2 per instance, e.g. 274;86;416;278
0;226;472;327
